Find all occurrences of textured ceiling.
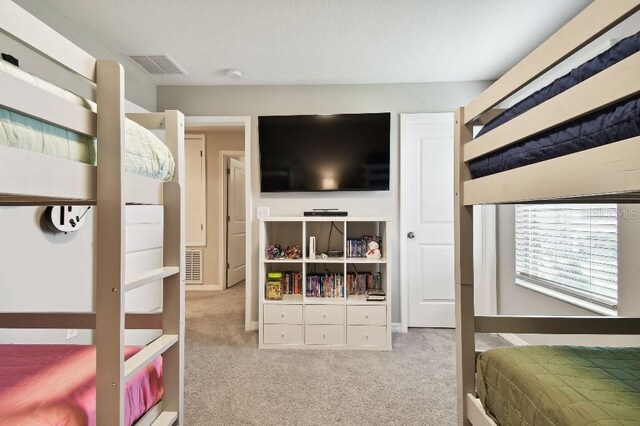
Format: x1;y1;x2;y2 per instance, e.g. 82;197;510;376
24;0;591;86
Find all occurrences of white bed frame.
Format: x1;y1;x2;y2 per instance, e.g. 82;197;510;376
454;1;640;425
0;1;185;425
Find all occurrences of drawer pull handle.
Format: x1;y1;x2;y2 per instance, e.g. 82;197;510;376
281;333;285;338
281;313;285;318
323;313;327;318
323;333;326;338
365;314;369;319
365;335;369;340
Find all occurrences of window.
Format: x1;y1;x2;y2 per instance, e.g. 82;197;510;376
515;204;617;313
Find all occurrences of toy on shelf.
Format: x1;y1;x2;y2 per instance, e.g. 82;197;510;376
266;244;302;260
285;245;302;259
266;244;283;260
366;241;382;260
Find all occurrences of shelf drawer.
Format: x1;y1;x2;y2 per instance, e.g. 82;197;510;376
264;324;303;345
347;306;387;325
264;304;303;324
304;305;345;324
347;326;387;346
305;324;344;345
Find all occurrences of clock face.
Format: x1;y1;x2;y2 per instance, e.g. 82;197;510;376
47;206;91;233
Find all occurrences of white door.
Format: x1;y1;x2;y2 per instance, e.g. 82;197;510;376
402;113;455;328
185;134;206;246
226;158;246;287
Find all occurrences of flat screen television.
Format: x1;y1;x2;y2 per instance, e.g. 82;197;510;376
258;112;390;192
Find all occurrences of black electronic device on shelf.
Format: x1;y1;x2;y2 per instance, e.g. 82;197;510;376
304;209;348;217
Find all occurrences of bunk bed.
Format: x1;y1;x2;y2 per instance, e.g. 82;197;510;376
0;1;185;425
454;1;640;425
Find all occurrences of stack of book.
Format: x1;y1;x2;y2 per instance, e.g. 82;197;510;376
346;272;382;295
306;273;344;298
346;235;382;258
281;271;302;295
346;238;368;258
365;289;386;301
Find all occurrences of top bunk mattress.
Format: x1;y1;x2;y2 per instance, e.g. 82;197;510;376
469;30;640;179
0;60;175;181
477;345;640;426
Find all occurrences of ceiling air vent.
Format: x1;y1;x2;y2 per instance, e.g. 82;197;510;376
128;53;186;75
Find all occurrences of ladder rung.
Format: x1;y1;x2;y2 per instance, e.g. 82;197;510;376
133;401;163;426
151;411;178;426
124;334;178;381
125;267;179;292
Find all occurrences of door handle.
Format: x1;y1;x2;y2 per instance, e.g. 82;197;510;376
407;232;415;239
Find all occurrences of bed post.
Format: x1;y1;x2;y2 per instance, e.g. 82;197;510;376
163;111;186;424
454;107;475;426
95;59;126;425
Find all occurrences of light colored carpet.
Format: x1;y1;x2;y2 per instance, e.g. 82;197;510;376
184;284;506;425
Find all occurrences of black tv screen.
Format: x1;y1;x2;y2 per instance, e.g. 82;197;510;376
258;112;390;192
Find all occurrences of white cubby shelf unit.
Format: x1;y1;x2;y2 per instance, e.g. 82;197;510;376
258;216;391;350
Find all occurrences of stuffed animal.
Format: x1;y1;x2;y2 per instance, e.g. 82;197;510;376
266;244;284;260
285;244;302;259
366;241;382;259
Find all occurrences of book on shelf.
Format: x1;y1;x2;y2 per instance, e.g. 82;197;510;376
346;235;382;258
365;289;386;301
281;270;302;295
346;272;382;296
306;273;344;298
265;271;302;299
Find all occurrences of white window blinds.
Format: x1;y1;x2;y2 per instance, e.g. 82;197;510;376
515;204;618;311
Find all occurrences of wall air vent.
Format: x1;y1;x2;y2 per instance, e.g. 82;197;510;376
128;53;186;75
185;249;203;284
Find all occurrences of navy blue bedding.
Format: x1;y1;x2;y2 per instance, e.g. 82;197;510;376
469;30;640;179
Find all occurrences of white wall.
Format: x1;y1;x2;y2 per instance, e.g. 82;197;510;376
158;81;491;325
0;207;96;343
497;205;640;346
0;204;166;345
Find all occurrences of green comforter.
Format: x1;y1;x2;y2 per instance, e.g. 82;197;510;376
477;346;640;426
0;60;174;181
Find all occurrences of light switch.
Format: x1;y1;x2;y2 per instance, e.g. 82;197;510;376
257;206;270;219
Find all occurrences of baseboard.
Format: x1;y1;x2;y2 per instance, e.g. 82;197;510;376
247;321;259;331
186;284;222;291
499;333;530;346
391;323;404;333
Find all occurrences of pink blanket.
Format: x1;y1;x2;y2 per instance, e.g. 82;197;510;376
0;344;163;426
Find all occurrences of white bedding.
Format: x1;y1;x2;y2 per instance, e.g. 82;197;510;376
0;60;175;181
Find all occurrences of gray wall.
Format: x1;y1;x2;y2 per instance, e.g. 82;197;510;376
158;81;492;325
497;205;640;346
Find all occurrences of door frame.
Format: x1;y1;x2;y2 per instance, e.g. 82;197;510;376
185;134;207;247
399;113;496;332
185;116;252;331
219;151;245;289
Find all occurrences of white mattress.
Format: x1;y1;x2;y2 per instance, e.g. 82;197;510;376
0;60;175;181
